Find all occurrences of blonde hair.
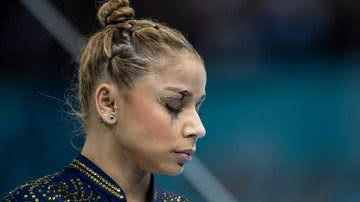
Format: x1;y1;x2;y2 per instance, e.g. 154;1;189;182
77;0;202;128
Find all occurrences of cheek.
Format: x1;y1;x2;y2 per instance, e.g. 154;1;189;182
130;96;174;141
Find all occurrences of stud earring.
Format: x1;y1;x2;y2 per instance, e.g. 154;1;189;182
108;109;116;121
100;105;117;123
109;104;117;121
101;110;108;117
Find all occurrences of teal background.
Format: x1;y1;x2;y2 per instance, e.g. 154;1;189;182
1;0;360;201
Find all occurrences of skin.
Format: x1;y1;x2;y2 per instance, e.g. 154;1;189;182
81;51;207;202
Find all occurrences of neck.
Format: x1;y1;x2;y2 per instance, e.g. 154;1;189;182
81;128;151;202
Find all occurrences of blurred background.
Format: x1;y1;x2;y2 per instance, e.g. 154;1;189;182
1;0;360;201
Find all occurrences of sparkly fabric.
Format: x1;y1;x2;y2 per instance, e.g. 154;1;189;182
3;154;189;202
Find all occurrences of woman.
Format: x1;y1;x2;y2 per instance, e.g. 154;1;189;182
3;0;206;201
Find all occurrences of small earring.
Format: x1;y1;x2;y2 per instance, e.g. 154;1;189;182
101;110;108;117
108;110;116;121
100;108;116;123
110;104;117;121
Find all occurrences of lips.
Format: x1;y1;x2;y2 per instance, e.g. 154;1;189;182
175;149;195;156
174;149;195;164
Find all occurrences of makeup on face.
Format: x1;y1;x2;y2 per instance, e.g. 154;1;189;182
160;96;184;115
159;86;206;116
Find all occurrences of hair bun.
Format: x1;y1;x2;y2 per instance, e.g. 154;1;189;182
97;0;135;27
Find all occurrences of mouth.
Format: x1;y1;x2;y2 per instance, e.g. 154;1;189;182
174;149;195;164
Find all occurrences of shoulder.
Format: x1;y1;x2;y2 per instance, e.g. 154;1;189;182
2;170;101;202
3;172;64;202
154;187;190;202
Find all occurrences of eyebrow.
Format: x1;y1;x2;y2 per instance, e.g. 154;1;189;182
165;86;206;104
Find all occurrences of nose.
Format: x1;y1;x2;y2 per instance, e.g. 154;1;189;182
183;109;206;139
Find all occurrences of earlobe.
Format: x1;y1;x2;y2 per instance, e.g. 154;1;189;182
100;107;117;124
95;84;118;125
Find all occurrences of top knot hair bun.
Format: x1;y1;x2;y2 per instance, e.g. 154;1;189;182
97;0;135;27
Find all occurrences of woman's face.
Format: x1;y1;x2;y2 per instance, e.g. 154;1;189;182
114;52;206;175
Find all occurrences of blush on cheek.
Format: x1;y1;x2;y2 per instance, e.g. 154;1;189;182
131;94;173;140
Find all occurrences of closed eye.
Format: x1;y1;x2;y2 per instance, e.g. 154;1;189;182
161;96;183;115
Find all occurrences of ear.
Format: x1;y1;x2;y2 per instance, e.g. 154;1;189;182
94;83;119;125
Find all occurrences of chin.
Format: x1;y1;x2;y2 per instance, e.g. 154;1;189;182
157;163;185;176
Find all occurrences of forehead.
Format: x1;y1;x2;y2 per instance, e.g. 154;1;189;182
133;52;206;96
154;52;206;85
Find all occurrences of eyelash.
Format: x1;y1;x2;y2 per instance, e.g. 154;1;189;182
165;103;183;115
162;97;203;116
166;104;204;118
